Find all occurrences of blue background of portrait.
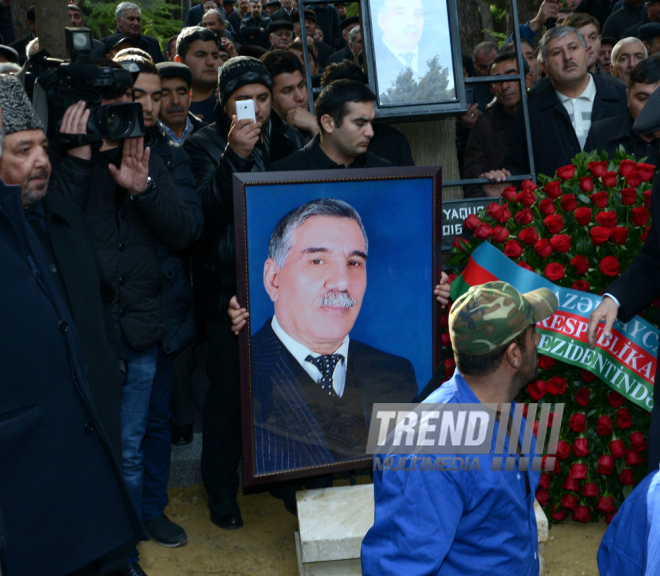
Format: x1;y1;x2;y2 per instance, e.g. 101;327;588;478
245;177;435;392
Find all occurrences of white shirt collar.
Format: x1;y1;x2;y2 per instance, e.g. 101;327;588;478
556;74;596;104
271;315;350;397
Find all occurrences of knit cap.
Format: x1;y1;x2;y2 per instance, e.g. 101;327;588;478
218;56;272;106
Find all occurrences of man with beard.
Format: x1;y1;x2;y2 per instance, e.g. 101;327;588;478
361;281;558;576
156;61;205;143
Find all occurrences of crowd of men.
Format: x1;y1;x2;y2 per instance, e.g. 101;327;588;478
2;0;660;575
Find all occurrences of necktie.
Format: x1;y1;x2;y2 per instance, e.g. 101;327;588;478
401;53;414;67
306;354;344;397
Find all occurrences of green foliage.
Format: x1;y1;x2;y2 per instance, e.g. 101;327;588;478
482;29;508;48
379;56;454;106
80;0;183;48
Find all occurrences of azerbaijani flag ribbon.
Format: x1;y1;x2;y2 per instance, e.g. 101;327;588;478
449;242;656;412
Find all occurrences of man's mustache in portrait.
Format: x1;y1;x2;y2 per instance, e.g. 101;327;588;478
316;290;356;309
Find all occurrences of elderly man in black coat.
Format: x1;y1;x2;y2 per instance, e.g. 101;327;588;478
0;79;145;576
483;26;628;185
101;2;164;63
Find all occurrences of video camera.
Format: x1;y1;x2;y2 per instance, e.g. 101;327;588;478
32;27;145;147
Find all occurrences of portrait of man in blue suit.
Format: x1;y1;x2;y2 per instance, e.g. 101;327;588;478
251;198;418;476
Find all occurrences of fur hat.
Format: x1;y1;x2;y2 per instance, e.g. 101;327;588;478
218;56;272;107
0;75;44;136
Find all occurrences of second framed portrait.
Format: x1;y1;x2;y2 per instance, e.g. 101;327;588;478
233;166;442;485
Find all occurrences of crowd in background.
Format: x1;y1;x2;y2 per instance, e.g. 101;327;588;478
1;0;660;575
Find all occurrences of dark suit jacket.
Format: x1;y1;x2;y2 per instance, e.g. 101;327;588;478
251;321;417;474
101;30;164;63
9;32;32;65
0;181;144;576
502;73;628;177
185;3;204;26
585;112;660;167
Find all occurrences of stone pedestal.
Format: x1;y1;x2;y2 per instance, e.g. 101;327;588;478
295;485;549;576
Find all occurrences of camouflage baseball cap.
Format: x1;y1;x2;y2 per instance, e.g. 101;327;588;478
449;281;557;355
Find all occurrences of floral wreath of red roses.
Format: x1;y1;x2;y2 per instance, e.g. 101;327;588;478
444;149;654;525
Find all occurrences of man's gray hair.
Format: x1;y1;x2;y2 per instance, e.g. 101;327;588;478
472;41;498;61
26;37;39;59
539;25;585;63
612;37;648;64
116;2;141;19
268;198;368;268
204;1;218;9
348;24;361;45
206;8;225;22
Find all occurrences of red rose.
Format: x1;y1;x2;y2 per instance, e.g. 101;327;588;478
538;355;556;370
597;496;616;513
441;313;449;330
581;369;596;383
452;236;469;252
590;226;611;246
589;161;608;177
521;178;537;192
544;262;565;281
644;190;652;209
620;187;637;206
551;505;568;521
574;207;593;226
497;205;513;224
518;188;537;207
573;505;591;523
560;194;577;212
626;451;646;467
601;172;618;188
547;375;567;395
535;487;549;506
569;412;586;432
642;226;651;242
504;239;523;259
487;202;504;221
626;173;642;188
631;206;650;226
527;379;546;401
544;214;564;234
572;280;590;292
465;214;481;230
557;164;576;180
579;176;594;192
617;408;633;429
539;198;556;216
556;439;571;461
534;238;553;258
547;411;555;429
630;431;648;453
637;162;656;182
596;415;613;435
606;509;618;524
570;462;588;480
600;256;621;277
543;180;562;198
549;234;571;253
518;227;539;245
595;211;618;228
597;454;615;475
518;261;533;271
608;391;625;408
610;439;628;459
619;468;635;485
575;387;591;407
610;226;628;245
573;438;589;457
591;190;609;208
561;493;578;510
443;358;456;376
539;473;551;490
619;159;637;178
514;208;534;225
542;455;561;474
570;254;590;274
582;482;600;498
491;225;510;243
441;332;452;348
563;474;579;491
502;186;519;203
473;222;493;240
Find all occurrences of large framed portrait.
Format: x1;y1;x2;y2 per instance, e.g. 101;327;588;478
233;167;442;485
359;0;466;119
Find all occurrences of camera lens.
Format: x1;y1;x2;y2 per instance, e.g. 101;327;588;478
106;108;134;139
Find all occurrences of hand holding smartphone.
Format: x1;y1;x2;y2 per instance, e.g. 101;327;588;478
236;100;256;123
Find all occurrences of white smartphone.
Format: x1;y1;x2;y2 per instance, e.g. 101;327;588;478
236;100;256;122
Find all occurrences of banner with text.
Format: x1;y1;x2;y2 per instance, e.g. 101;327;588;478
449;242;656;412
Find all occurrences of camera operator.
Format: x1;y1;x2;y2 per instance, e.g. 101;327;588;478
50;60;198;576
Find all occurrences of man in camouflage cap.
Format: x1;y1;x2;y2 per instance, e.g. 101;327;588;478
362;281;557;576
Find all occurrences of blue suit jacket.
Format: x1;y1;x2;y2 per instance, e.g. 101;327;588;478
251;320;417;475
